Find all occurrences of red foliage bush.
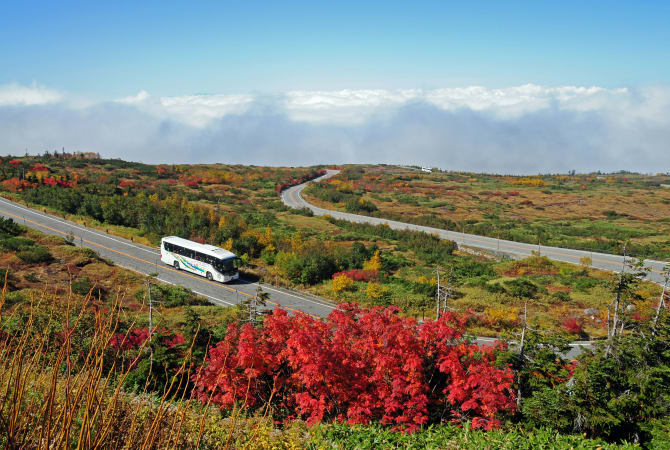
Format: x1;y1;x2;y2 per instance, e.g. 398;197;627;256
193;304;515;431
1;177;34;192
109;328;185;351
331;269;378;282
562;317;584;335
275;169;327;194
189;235;206;244
42;177;70;188
110;328;151;350
8;159;21;167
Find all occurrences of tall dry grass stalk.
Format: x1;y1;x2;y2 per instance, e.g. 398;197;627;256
0;282;310;449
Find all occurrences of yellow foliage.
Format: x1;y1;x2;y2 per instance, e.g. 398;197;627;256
366;282;387;300
417;275;437;286
332;274;354;292
291;232;307;254
218;216;226;229
579;256;592;268
258;227;275;252
363;250;382;271
484;307;519;325
512;177;547;187
331;179;354;192
222;238;233;251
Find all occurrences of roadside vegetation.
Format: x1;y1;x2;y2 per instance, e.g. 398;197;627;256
303;165;670;260
0;155;663;340
0;213;667;446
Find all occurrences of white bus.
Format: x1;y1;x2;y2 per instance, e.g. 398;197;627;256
161;236;239;283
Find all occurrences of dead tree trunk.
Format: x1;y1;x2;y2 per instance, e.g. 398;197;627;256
652;272;669;334
516;301;528;408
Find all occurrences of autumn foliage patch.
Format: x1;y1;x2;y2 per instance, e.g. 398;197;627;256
109;327;185;351
561;317;585;336
331;269;378;282
193;304;515;431
275;169;327;194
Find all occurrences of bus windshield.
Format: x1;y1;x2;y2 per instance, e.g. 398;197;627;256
213;256;238;274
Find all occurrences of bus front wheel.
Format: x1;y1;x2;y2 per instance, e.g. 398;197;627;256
206;272;213;281
173;261;180;270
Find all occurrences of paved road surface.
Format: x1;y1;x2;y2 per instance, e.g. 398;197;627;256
283;170;669;285
0;197;336;318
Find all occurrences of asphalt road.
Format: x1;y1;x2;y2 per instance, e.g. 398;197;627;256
282;170;669;285
0;196;336;318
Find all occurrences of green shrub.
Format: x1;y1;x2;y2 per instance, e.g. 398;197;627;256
260;248;276;265
484;282;507;294
551;291;571;302
0;236;36;252
134;284;209;308
291;207;314;217
345;197;377;213
574;277;602;293
71;276;105;298
308;423;633;449
17;246;53;264
3;290;26;307
0;217;23;236
504;278;539;299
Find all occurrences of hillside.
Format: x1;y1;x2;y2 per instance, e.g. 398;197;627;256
0;155;664;339
303;165;670;260
0;220;667;447
0;156;668;447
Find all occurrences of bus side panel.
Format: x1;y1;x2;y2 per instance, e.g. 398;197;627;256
161;246;177;267
173;254;207;278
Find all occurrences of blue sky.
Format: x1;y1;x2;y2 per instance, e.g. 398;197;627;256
1;1;670;172
2;1;669;97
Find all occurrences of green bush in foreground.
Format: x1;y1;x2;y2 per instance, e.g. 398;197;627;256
308;424;639;449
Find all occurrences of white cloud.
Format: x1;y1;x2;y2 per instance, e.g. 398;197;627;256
148;84;633;125
158;93;256;127
0;82;62;106
115;90;150;104
1;82;669;173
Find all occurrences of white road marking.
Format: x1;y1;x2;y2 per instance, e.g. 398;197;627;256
0;197;160;256
156;277;236;307
242;278;335;310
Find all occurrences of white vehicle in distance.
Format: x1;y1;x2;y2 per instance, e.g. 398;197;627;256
161;236;239;283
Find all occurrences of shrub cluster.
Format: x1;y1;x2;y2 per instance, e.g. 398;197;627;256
274;169;327;194
331;269;378;282
193;304;516;431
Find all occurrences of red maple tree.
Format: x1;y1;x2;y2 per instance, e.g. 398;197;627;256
192;304;515;431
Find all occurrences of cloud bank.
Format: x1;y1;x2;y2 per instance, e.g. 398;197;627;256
1;82;669;174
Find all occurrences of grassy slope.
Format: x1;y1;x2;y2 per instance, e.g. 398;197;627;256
302;165;670;260
0;223;646;448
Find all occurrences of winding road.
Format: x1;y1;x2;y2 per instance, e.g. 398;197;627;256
282;170;669;285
